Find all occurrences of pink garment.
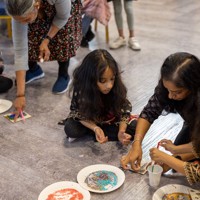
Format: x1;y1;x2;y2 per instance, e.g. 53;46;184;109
82;0;111;26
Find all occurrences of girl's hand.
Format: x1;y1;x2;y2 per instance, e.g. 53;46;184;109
94;127;108;144
120;141;142;171
149;148;167;163
39;39;51;61
13;96;26;122
118;131;131;145
159;139;176;154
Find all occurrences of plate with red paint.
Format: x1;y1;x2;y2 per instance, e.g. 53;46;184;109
38;181;91;200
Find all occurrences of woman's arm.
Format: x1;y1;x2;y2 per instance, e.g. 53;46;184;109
150;148;186;174
160;140;193;155
120;118;151;170
12;19;28;114
121;93;164;170
48;0;71;29
150;148;200;184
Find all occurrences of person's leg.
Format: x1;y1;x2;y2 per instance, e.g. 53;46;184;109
64;118;93;141
82;15;93;37
52;60;70;94
101;124;119;141
124;0;134;37
124;0;141;50
113;0;124;37
100;119;137;142
0;55;4;74
109;0;126;49
26;61;45;84
174;122;191;145
81;15;94;48
0;76;13;93
126;119;137;138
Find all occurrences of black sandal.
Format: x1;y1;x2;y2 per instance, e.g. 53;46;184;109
58;118;67;125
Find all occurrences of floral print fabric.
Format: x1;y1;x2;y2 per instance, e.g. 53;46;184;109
28;0;82;62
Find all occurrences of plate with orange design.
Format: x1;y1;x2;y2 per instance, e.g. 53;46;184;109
38;181;90;200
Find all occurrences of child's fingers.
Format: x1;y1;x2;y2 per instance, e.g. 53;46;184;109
123;138;131;145
124;133;131;139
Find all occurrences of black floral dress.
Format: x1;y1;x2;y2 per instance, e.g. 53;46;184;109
28;0;82;62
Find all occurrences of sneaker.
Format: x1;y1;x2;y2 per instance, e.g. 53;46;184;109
68;137;77;142
85;26;95;42
109;37;126;49
52;76;70;94
81;37;89;48
128;37;141;51
0;56;4;75
26;65;45;84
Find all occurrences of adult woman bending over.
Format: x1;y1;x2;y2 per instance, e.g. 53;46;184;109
5;0;82;118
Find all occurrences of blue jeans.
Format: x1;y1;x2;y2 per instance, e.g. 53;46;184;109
82;15;93;36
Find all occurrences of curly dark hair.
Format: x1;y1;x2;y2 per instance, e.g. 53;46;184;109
155;52;200;152
71;49;128;123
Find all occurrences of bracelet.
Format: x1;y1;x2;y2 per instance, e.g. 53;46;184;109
191;143;200;158
16;94;25;98
131;139;141;145
93;126;99;132
134;133;143;138
43;35;52;42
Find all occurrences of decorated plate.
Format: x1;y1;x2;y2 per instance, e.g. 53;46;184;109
153;184;193;200
77;164;125;193
38;181;91;200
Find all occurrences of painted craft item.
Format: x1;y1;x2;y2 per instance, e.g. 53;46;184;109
46;188;83;200
162;192;191;200
4;111;31;123
85;170;118;191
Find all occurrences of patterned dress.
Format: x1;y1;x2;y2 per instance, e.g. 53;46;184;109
67;89;133;125
28;0;82;62
184;159;200;185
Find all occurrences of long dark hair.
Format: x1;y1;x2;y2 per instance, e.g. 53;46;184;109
71;49;128;122
155;52;200;152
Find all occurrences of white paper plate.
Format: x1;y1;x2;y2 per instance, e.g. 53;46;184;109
0;99;12;114
77;164;125;193
38;181;91;200
153;184;192;200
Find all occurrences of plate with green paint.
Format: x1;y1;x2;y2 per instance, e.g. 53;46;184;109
77;164;125;193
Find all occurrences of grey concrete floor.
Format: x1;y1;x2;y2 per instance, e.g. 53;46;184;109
0;0;200;199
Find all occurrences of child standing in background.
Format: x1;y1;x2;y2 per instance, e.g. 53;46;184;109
62;49;137;143
109;0;141;51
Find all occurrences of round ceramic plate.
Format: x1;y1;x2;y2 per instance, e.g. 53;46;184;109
77;164;125;193
0;99;12;114
38;181;91;200
152;184;192;200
